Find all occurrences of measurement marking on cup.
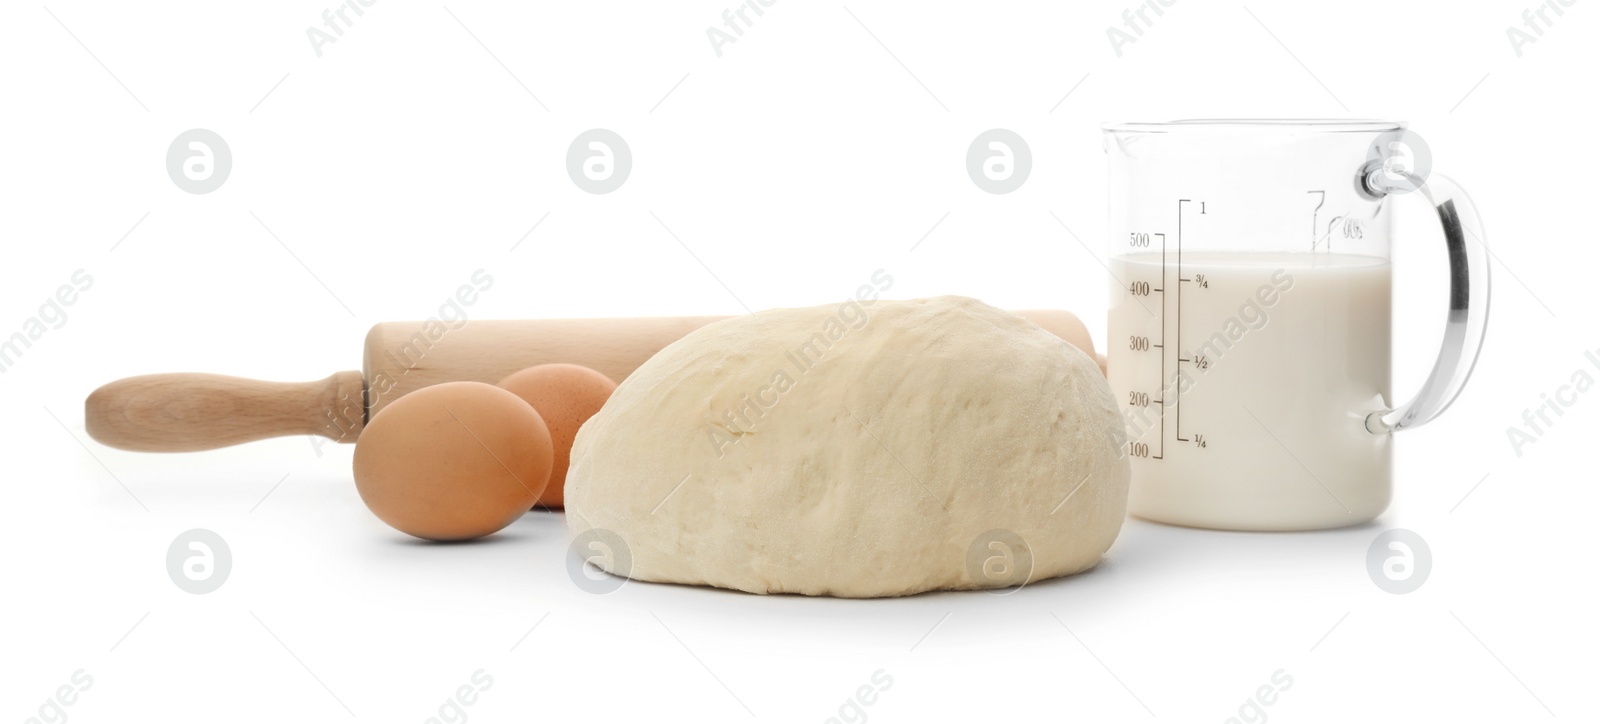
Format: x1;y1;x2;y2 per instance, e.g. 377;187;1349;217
1308;190;1326;251
1156;232;1167;460
1128;201;1209;459
1177;200;1189;444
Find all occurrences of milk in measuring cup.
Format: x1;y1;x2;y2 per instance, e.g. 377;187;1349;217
1106;252;1392;530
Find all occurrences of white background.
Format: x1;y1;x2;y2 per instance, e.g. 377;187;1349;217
2;1;1594;722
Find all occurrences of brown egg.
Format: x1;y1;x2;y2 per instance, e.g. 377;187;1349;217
497;364;618;508
353;381;553;541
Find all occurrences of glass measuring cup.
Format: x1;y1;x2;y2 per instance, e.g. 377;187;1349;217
1102;120;1489;531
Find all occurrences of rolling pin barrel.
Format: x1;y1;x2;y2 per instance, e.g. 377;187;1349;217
361;316;726;415
85;309;1101;452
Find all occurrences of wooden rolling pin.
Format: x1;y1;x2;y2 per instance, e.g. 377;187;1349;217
86;310;1101;452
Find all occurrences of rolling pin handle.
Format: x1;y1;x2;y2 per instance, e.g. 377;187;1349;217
84;371;366;452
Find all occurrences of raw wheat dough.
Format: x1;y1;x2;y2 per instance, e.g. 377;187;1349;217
564;296;1129;597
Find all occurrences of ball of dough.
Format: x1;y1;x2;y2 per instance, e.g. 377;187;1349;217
498;364;617;509
353;381;552;541
565;296;1129;597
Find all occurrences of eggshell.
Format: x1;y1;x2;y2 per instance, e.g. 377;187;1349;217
497;364;618;508
353;381;553;541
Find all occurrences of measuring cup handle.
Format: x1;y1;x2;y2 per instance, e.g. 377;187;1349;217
1364;174;1491;434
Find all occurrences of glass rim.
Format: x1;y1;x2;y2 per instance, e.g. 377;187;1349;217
1102;119;1404;134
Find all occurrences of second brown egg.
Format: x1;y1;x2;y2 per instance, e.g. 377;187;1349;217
498;363;618;509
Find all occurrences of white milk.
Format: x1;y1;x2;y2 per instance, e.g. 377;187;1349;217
1106;252;1392;530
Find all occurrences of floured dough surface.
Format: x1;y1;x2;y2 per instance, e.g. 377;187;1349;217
565;296;1129;597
